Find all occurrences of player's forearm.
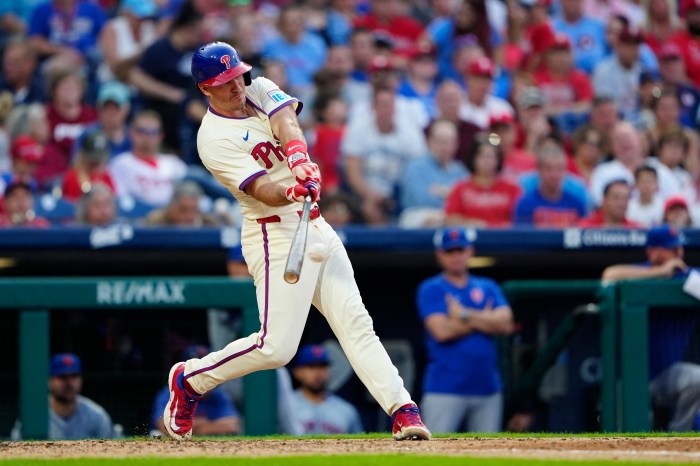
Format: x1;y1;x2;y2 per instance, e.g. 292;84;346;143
247;175;293;207
601;265;666;283
270;106;305;150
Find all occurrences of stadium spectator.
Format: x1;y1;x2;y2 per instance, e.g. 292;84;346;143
601;225;700;432
0;180;49;227
502;0;530;73
143;180;223;227
626;165;663;227
432;79;480;164
80;80;133;159
28;0;106;70
589;122;676;206
647;128;696;203
657;43;700;129
11;353;114;439
2;135;43;192
39;68;98;188
552;0;607;74
534;33;593;120
669;0;700;89
458;57;515;129
347;28;377;86
341;84;427;225
399;118;467;228
578;179;640;228
290;344;363;434
317;191;362;227
416;226;514;433
6;103;50;144
397;43;440;119
262;5;328;94
489;112;536;180
662;195;693;228
0;37;44;106
108;110;187;208
643;0;682;56
445;136;522;228
128;0;204;155
645;90;700;179
61;129;114;202
568;124;607;186
513;143;587;227
310;92;348;194
354;0;423;57
603;14;659;76
424;0;492;81
584;0;643;26
588;95;620;143
592;25;646;124
97;0;159;83
151;345;241;437
74;182;117;227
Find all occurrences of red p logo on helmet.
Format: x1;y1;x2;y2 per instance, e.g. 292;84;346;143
220;55;231;69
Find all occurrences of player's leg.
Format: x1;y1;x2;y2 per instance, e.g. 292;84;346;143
420;393;468;433
311;220;430;439
464;392;503;433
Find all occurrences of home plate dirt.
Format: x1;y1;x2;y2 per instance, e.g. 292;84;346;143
2;437;700;462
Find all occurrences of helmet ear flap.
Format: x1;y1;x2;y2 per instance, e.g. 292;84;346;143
244;72;252;86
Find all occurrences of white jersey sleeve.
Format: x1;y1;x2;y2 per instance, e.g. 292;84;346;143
247;77;302;118
198;129;267;194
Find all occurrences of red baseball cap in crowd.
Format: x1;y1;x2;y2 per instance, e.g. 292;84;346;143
548;33;572;51
659;43;682;60
10;135;43;164
681;0;700;16
489;112;515;127
407;42;437;60
618;25;645;44
368;55;396;74
664;195;689;214
468;57;496;78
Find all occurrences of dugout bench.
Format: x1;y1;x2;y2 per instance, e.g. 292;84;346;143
4;277;278;439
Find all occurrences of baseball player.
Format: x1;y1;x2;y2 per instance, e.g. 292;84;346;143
163;41;431;441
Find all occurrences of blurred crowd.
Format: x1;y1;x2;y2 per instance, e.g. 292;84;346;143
1;0;699;229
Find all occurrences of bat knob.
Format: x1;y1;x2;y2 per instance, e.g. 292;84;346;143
284;271;300;284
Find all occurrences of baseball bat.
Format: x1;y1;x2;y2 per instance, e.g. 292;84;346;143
284;195;312;284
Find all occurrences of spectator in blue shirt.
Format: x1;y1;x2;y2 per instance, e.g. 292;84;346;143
552;0;607;74
514;143;588;227
399;118;467;228
0;37;44;106
417;227;514;433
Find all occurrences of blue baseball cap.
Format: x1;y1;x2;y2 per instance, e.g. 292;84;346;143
97;81;131;107
294;344;330;367
646;225;685;248
434;227;471;250
50;353;82;376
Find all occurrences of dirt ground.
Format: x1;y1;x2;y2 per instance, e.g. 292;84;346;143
1;437;700;462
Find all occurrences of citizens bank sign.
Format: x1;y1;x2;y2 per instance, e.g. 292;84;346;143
96;281;186;305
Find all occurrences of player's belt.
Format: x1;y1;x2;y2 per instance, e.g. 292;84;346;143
256;206;320;224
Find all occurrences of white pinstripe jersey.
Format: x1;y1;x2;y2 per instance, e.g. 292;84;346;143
197;77;302;220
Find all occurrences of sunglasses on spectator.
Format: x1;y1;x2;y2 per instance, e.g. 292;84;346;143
134;126;161;136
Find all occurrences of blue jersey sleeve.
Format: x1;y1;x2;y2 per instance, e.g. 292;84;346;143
484;278;509;309
416;278;447;321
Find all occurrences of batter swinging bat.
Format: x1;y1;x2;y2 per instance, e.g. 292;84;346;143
284;195;312;284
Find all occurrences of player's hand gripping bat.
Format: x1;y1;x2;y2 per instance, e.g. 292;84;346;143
284;196;312;284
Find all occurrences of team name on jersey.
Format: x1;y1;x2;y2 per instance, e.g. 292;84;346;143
251;141;285;169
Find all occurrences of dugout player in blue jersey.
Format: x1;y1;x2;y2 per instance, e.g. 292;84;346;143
416;227;514;433
602;225;700;431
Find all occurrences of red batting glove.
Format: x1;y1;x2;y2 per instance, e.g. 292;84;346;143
285;180;321;203
293;161;321;185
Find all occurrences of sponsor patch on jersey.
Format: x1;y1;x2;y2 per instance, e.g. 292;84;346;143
267;89;290;103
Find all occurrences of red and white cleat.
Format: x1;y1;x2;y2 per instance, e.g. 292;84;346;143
163;362;202;440
391;403;432;440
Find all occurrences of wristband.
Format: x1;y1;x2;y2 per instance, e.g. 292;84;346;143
285;140;309;168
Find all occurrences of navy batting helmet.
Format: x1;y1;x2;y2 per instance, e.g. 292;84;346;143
191;42;252;87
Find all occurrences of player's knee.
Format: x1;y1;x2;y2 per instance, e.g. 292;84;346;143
261;342;297;368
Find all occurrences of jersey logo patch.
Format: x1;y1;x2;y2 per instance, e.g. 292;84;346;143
267;89;290;103
470;288;484;305
251;141;285;169
220;55;231;69
243;130;249;141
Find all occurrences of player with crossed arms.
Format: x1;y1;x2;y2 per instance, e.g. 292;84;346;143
163;41;431;441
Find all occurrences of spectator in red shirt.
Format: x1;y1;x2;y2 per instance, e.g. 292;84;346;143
489;112;536;181
39;68;98;187
578;179;641;228
670;0;700;89
642;0;681;56
445;137;522;227
534;33;593;118
311;92;348;194
61;129;116;202
0;181;49;228
353;0;423;55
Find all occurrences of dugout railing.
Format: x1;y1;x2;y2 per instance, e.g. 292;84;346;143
3;277;279;439
504;278;700;433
